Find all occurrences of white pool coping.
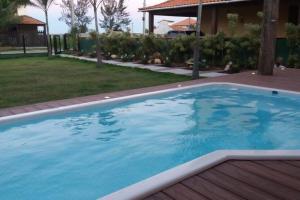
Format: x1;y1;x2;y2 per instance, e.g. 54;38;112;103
99;150;300;200
1;82;300;123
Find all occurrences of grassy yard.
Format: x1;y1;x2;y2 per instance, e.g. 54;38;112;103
0;56;190;109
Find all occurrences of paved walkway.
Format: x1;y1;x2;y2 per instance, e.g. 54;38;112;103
59;54;227;78
0;68;299;118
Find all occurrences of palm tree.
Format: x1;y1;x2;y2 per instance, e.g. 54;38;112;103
89;0;103;67
30;0;55;57
0;0;30;29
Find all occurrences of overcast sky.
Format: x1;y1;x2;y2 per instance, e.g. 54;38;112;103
19;0;184;34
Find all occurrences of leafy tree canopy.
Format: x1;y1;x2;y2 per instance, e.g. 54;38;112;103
59;0;92;33
0;0;28;29
100;0;131;32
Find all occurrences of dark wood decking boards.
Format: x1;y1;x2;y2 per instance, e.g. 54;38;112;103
144;160;300;200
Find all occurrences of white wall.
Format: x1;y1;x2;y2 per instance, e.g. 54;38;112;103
154;20;173;35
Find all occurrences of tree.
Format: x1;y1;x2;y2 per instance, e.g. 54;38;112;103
89;0;103;67
258;0;280;75
100;0;131;32
192;0;203;79
0;0;29;29
30;0;55;57
59;0;92;33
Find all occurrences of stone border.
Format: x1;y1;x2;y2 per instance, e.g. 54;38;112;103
59;54;227;77
100;150;300;200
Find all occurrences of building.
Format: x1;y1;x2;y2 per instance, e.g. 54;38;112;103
171;18;197;31
0;15;47;47
154;20;174;35
140;0;300;38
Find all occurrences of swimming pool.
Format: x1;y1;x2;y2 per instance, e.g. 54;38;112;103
0;83;300;200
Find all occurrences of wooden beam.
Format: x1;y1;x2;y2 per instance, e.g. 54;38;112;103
258;0;280;75
211;7;218;34
149;13;154;33
298;4;300;25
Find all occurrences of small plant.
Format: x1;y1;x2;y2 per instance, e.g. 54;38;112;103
200;32;226;67
227;13;239;36
286;23;300;68
224;12;262;70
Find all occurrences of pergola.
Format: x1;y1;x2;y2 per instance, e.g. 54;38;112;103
139;0;255;34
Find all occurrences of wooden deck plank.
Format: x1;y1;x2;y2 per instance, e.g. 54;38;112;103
284;161;300;168
144;160;300;200
230;161;300;192
144;192;174;200
199;169;280;200
255;160;300;179
163;183;209;200
217;162;300;199
182;175;245;200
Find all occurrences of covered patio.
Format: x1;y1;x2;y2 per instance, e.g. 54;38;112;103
139;0;300;38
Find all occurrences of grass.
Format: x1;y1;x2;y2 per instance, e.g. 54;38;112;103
0;56;190;108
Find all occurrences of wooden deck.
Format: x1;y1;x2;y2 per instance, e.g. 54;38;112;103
144;160;300;200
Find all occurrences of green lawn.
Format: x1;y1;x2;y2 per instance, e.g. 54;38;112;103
0;56;190;109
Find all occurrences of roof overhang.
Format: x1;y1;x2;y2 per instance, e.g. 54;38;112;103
139;0;253;12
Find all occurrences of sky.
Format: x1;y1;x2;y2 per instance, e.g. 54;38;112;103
18;0;184;34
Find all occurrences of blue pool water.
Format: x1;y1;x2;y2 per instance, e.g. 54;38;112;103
0;84;300;200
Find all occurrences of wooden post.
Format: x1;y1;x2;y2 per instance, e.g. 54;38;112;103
53;35;58;55
77;35;81;52
258;0;280;75
22;35;26;54
63;34;68;50
143;0;146;35
298;5;300;24
192;0;203;79
149;13;154;34
211;7;218;35
59;36;62;53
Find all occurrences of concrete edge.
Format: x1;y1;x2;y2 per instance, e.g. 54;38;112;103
1;82;300;123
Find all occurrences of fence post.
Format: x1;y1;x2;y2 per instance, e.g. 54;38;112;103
59;36;62;53
53;35;58;55
49;35;53;55
22;35;26;54
63;34;68;50
77;35;81;52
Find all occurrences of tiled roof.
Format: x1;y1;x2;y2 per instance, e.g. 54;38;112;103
19;15;45;25
171;18;197;31
140;0;249;11
172;18;197;26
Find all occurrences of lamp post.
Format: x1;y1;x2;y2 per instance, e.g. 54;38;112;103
192;0;203;79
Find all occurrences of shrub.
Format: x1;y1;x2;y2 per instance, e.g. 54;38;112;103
168;35;195;64
118;33;140;62
200;32;226;66
286;23;300;68
224;12;262;70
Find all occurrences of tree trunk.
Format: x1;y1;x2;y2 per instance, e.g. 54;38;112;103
94;5;103;67
45;10;51;57
192;0;203;79
258;0;280;75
